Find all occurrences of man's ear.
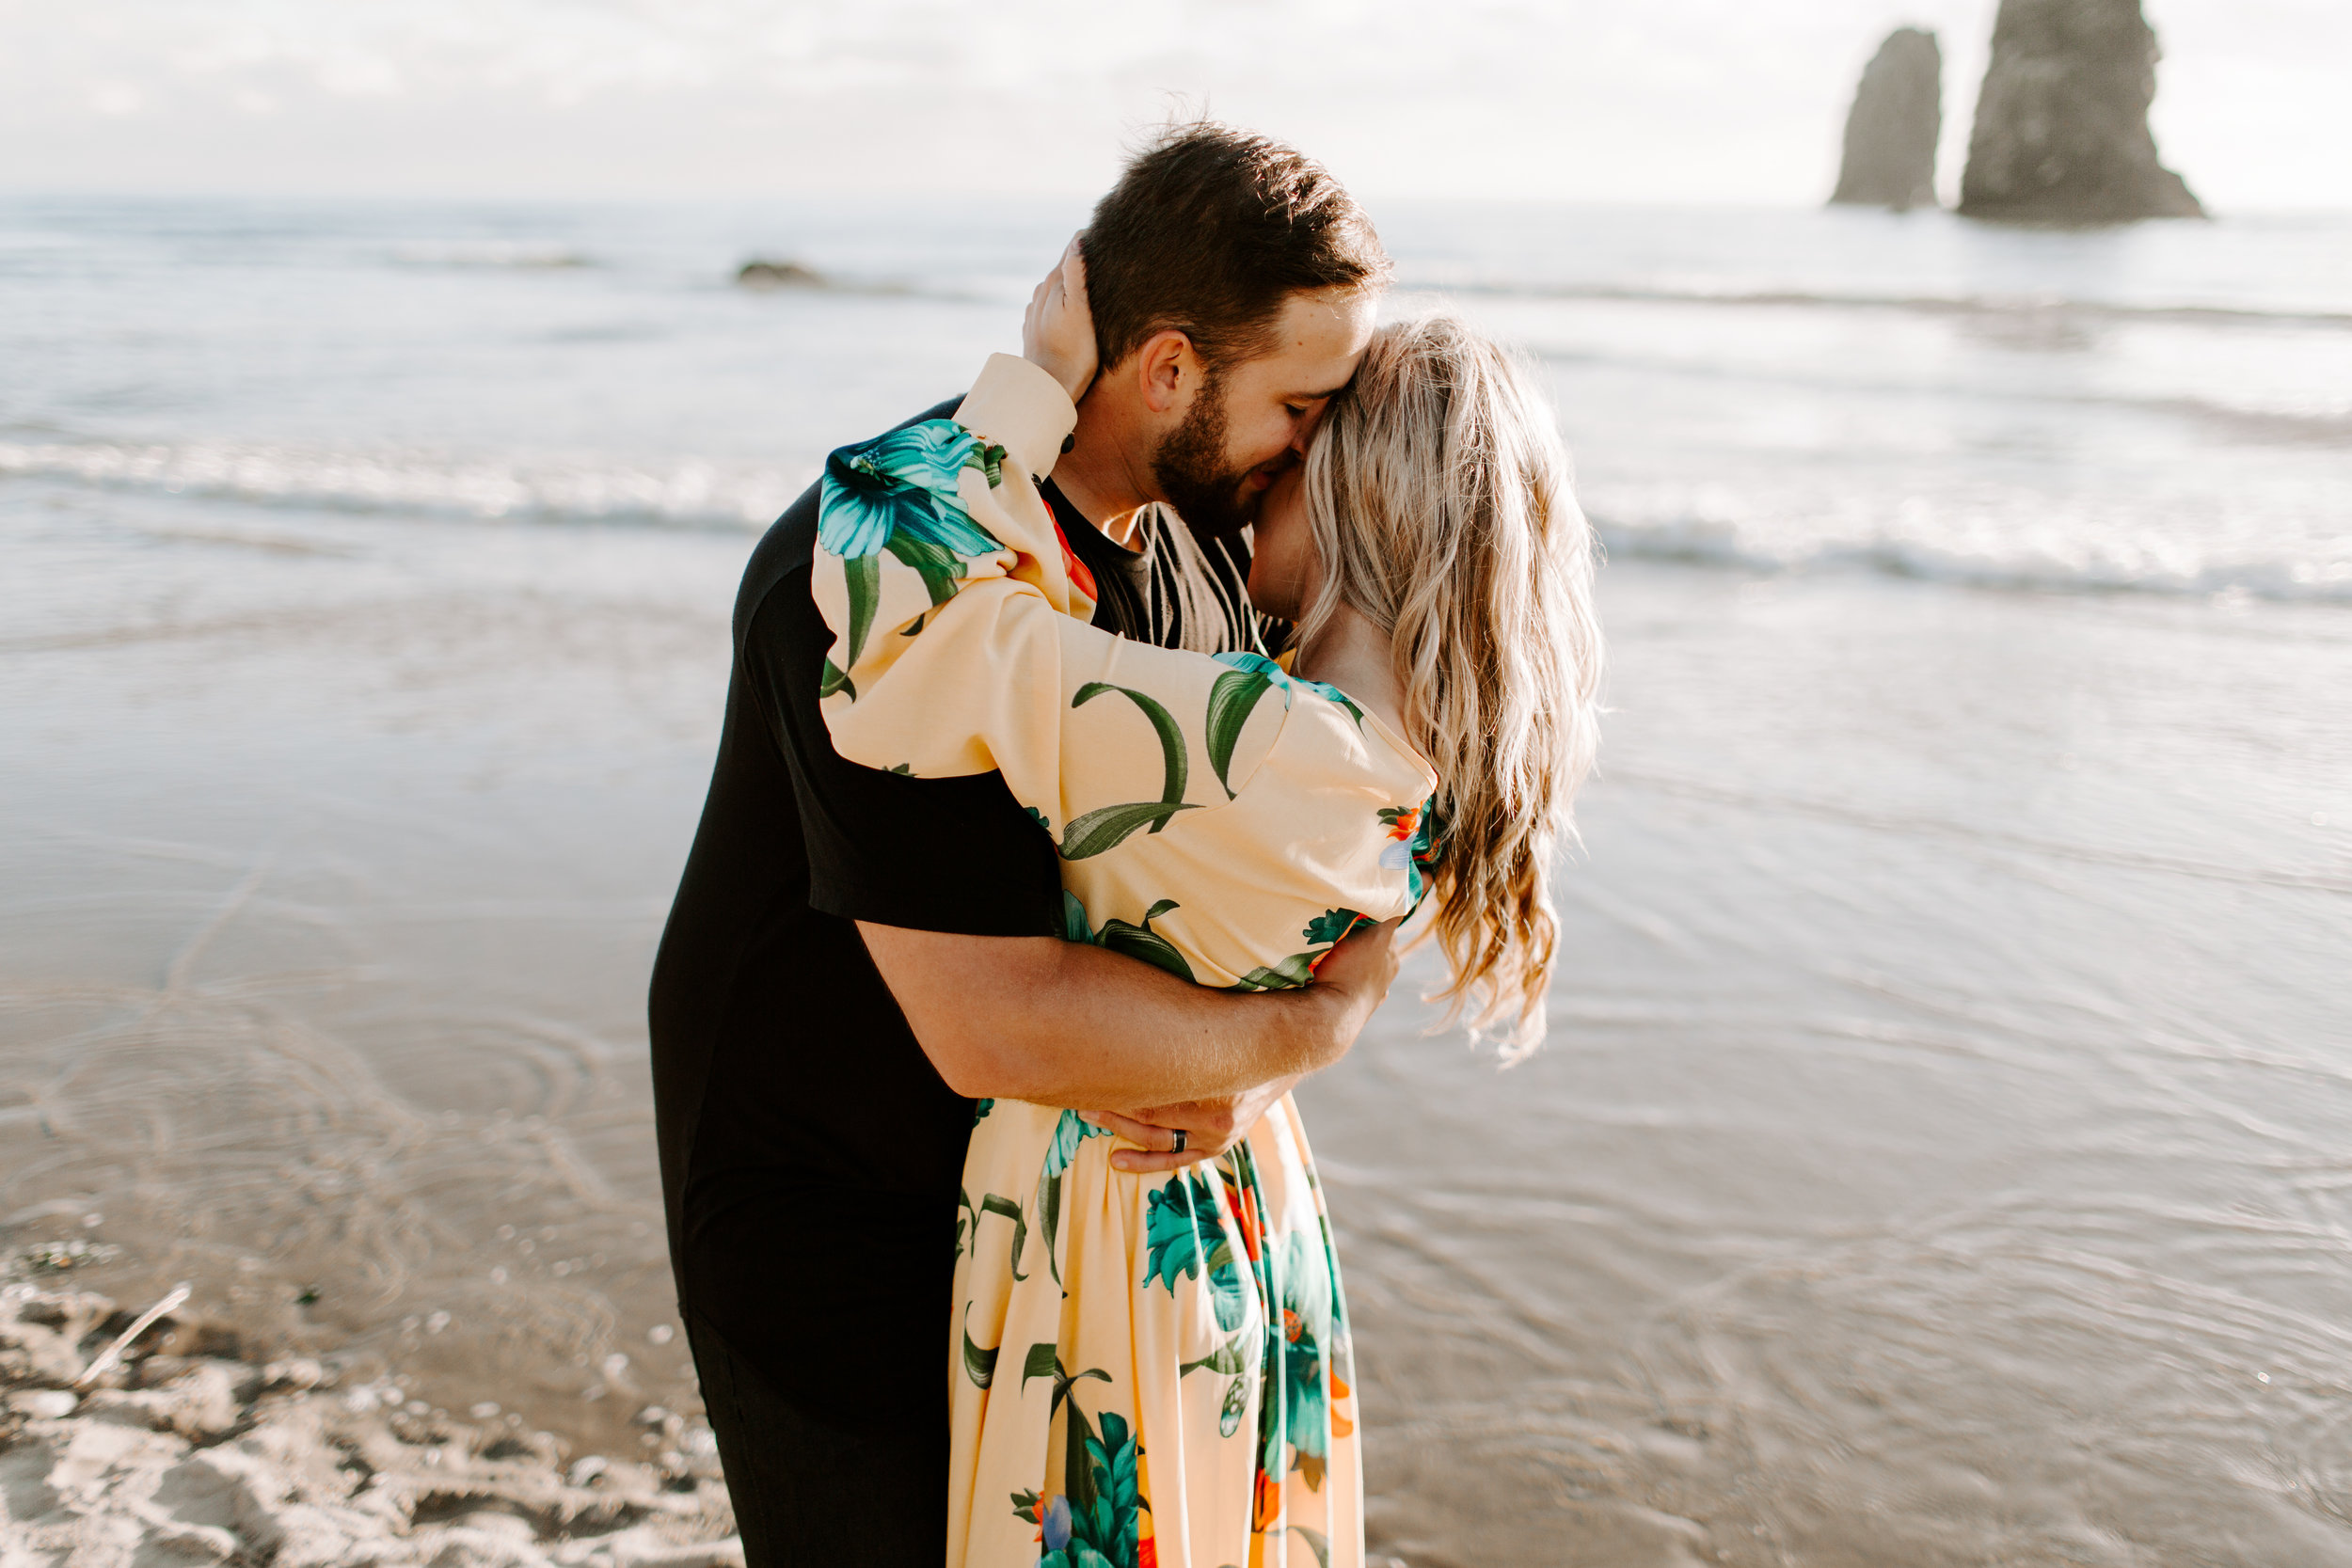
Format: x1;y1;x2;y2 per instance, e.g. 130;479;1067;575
1132;329;1199;417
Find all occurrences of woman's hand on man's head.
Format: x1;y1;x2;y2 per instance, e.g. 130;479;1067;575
1023;233;1097;405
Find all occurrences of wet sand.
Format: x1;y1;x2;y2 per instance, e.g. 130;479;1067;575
6;475;2350;1563
3;484;732;1458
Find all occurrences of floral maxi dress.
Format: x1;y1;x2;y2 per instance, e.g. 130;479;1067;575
811;356;1438;1568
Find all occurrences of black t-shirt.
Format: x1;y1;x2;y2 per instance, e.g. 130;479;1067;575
646;399;1255;1431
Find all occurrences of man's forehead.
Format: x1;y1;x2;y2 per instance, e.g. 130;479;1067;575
1253;288;1377;393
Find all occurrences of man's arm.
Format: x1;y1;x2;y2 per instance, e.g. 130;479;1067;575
858;918;1397;1110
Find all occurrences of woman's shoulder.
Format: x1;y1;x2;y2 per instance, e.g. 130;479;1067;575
1205;651;1436;803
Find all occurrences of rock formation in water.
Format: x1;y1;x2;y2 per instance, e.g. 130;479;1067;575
734;258;824;289
1959;0;2203;222
1831;28;1944;211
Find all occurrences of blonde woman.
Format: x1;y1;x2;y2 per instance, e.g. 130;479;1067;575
809;279;1600;1567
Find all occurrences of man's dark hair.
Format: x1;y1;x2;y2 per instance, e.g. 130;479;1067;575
1085;121;1391;374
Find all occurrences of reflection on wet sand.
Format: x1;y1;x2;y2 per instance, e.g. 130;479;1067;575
3;494;734;1454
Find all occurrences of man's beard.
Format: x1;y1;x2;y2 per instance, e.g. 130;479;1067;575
1150;372;1257;541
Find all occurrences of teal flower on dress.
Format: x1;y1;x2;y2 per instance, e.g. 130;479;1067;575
818;420;1003;562
1043;1106;1108;1179
1263;1227;1342;1481
1144;1171;1250;1331
817;420;1009;695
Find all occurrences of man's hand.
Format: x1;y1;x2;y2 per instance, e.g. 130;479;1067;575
1022;234;1096;404
1310;916;1404;1021
1072;918;1404;1173
1084;1075;1302;1174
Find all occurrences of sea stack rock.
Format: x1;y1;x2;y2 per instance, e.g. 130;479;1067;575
1831;28;1944;211
1960;0;2203;222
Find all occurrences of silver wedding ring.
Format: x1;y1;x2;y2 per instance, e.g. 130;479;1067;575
1170;1129;1188;1154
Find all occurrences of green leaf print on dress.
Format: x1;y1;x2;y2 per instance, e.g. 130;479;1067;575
818;420;1009;683
1021;1344;1112;1416
1227;952;1321;992
1303;908;1367;946
1035;1402;1144;1568
959;1191;1026;1280
1203;658;1279;797
1057;682;1201;860
961;1302;999;1388
1061;893;1195;982
1211;650;1366;725
1036;1108;1108;1286
1227;908;1373;991
1204;650;1372;798
1285;1525;1333;1568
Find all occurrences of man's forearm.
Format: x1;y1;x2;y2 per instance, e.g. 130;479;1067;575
857;924;1371;1109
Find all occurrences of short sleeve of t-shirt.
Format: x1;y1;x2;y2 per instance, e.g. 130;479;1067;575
733;404;1068;940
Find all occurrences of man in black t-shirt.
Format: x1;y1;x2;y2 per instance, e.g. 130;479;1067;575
647;125;1394;1564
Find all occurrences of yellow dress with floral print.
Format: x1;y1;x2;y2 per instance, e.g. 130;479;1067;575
812;355;1438;1568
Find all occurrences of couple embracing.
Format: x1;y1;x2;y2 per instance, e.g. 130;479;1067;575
648;123;1602;1567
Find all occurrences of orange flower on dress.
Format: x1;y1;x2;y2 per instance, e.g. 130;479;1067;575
1221;1172;1265;1264
1252;1466;1282;1533
1136;1448;1157;1567
1383;805;1420;841
1330;1370;1355;1439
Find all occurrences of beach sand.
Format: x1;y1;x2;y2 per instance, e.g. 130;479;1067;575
0;1281;739;1568
8;461;2347;1562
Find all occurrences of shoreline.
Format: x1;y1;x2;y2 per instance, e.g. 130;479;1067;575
0;1277;739;1568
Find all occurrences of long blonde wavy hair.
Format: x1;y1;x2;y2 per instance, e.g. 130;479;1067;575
1295;313;1602;1058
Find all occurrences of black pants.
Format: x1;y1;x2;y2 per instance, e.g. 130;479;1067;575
687;1308;946;1566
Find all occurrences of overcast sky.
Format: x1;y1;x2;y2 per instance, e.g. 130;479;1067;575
4;0;2345;210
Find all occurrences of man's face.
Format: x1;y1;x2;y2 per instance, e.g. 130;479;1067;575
1152;286;1377;539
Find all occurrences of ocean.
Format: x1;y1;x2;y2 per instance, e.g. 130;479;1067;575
8;196;2348;598
4;193;2349;1565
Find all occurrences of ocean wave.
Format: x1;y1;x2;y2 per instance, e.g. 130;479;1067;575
8;435;2344;605
388;240;597;270
1412;279;2352;331
0;436;801;531
1522;340;2352;447
2137;397;2352;448
1595;512;2352;603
